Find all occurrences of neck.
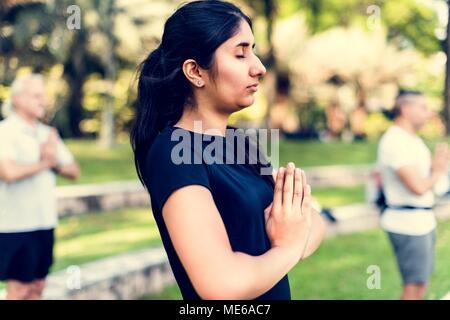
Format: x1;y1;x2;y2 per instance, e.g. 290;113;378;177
395;118;416;134
175;103;229;137
14;110;37;127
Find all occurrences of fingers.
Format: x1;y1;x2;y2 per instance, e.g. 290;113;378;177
282;162;295;210
273;167;285;213
272;169;278;182
301;169;307;202
292;168;303;212
264;202;273;224
301;184;312;225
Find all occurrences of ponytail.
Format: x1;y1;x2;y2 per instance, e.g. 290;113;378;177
131;47;185;188
130;0;254;189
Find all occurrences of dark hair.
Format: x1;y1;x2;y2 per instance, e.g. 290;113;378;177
131;1;274;188
389;89;423;120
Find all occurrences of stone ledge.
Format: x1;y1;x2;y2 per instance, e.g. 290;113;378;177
56;165;374;217
0;247;175;300
57;181;150;218
45;247;175;300
2;196;448;299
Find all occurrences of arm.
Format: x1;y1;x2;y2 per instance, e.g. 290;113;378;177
395;143;449;196
301;207;326;259
271;169;325;259
0;159;51;183
54;162;80;181
163;165;321;300
45;129;80;181
396;166;441;196
163;185;300;300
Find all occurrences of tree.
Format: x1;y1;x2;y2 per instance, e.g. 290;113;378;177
444;0;450;134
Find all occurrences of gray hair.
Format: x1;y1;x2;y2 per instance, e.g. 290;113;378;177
1;73;45;117
392;90;423;119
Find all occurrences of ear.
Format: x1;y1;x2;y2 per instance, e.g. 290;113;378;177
182;59;205;88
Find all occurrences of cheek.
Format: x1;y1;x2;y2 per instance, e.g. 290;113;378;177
215;58;248;96
29;99;45;116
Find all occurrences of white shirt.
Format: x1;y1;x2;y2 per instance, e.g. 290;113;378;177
0;113;74;232
377;125;447;235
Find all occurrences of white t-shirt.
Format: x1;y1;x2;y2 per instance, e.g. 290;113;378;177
0;113;74;232
377;125;447;236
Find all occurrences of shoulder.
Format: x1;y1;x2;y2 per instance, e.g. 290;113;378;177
379;126;407;150
146;126;203;167
0;117;17;139
37;122;54;135
146;127;178;166
0;117;14;131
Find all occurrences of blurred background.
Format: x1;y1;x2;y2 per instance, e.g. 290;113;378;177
1;0;450;300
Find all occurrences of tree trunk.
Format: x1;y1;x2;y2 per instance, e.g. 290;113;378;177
99;0;116;148
262;0;276;133
444;0;450;135
62;29;87;138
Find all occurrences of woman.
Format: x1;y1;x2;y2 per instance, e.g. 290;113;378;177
131;0;325;300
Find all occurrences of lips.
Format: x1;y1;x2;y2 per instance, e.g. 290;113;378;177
247;83;258;92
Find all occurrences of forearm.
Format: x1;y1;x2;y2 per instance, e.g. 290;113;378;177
0;160;48;183
302;209;326;259
55;162;80;180
217;246;300;300
220;213;324;300
413;171;443;195
397;167;445;196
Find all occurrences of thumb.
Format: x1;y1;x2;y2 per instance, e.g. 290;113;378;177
264;202;273;224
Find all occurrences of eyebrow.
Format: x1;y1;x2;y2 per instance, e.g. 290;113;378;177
235;41;256;49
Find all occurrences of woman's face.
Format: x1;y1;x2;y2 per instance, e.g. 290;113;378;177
204;20;266;113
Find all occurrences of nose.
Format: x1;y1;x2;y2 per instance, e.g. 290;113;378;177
250;55;266;79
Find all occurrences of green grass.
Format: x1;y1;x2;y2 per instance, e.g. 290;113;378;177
52;207;161;271
145;219;450;300
58;139;380;186
278;139;378;168
0;185;363;292
313;185;365;208
0;207;159;290
58;136;450;186
56;139;137;186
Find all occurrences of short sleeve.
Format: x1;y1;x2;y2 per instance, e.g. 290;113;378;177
378;134;415;170
56;136;74;167
0;127;16;161
145;134;211;215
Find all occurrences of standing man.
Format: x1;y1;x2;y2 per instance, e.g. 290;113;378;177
378;89;449;300
0;74;80;300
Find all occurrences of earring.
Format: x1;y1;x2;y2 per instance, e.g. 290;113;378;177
197;80;203;87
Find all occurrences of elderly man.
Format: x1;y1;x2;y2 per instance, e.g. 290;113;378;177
378;89;450;300
0;73;80;300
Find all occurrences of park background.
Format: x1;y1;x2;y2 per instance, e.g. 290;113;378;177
1;0;450;299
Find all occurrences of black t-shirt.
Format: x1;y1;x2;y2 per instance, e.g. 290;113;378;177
145;125;291;300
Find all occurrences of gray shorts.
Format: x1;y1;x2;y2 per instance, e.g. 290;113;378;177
387;229;436;285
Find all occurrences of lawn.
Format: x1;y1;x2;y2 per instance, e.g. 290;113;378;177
0;184;363;292
59;137;450;186
58;138;379;186
2;136;445;298
56;139;138;185
0;207;160;290
1;189;448;300
144;218;450;300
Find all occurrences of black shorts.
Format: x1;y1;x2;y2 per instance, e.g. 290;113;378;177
0;229;54;283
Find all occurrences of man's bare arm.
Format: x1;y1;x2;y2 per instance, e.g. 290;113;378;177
0;159;51;183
